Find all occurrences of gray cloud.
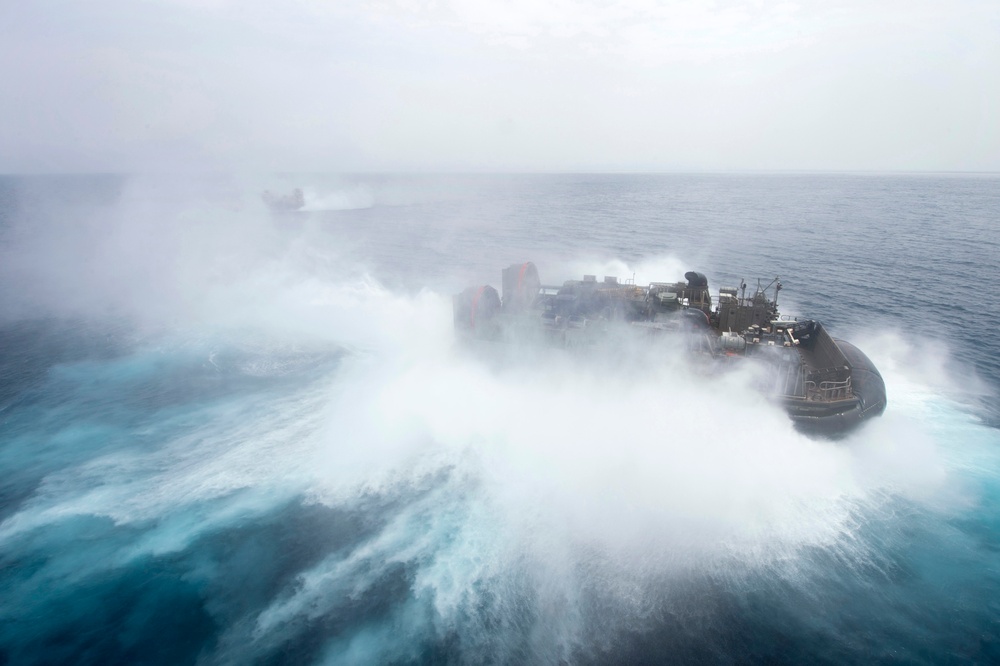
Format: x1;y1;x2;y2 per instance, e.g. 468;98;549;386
1;0;997;172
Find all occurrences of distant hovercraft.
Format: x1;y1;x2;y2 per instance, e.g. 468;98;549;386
261;188;305;212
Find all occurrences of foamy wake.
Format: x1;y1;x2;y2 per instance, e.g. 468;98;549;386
3;266;990;663
299;186;375;212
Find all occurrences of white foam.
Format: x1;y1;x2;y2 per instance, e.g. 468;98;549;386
5;241;996;660
299;185;375;212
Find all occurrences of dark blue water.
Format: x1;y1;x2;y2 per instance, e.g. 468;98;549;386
1;173;998;664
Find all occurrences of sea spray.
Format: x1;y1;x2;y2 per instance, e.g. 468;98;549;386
2;173;999;664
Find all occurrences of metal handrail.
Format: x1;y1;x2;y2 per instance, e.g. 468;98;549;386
816;376;852;400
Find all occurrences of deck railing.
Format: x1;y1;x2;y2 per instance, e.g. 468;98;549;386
804;371;853;400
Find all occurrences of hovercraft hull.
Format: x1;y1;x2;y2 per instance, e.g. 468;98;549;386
455;263;887;437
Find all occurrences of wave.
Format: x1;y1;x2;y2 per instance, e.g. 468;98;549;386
2;264;995;663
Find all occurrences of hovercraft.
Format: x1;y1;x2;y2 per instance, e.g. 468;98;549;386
454;262;887;436
261;188;305;212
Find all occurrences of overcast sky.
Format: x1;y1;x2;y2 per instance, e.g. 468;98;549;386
1;0;997;173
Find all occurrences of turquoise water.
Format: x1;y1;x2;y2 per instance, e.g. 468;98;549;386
1;174;998;664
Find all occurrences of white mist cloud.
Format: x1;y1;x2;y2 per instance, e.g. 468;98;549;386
4;180;992;661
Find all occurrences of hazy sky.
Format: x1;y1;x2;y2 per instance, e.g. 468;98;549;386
1;0;997;172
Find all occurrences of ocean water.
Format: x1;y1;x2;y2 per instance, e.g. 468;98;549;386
0;173;998;664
